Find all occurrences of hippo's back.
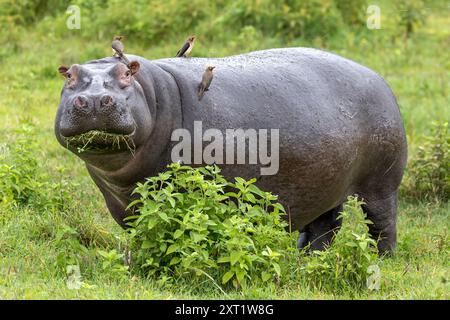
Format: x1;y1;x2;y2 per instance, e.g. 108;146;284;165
153;48;403;136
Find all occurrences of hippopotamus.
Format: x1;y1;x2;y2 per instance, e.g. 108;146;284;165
55;47;407;254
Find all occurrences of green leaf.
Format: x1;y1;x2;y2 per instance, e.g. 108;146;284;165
145;202;162;214
183;213;191;224
222;271;234;284
235;177;246;185
261;271;272;282
158;211;170;222
173;229;184;239
230;251;241;266
271;202;285;213
272;263;281;276
190;232;204;243
245;227;256;234
147;219;158;230
359;241;368;251
168;197;176;208
169;257;181;266
244;193;257;203
236;269;246;283
224;192;239;199
166;244;179;255
248;184;264;196
123;214;139;222
125;199;142;210
218;256;230;263
141;240;152;249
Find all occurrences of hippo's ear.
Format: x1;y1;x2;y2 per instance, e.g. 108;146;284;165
128;61;140;76
58;65;69;77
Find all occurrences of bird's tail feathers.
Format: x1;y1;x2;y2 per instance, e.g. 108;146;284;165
197;84;205;100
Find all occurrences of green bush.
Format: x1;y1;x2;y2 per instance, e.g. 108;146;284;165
396;0;427;39
98;249;130;277
402;122;449;202
0;0;70;25
125;164;380;293
298;196;379;293
209;0;345;41
0;122;78;212
335;0;367;26
126;163;295;289
1;0;373;47
0;123;40;206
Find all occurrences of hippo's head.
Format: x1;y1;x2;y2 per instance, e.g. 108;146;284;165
55;59;152;168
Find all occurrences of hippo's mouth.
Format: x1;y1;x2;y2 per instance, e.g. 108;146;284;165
64;130;136;154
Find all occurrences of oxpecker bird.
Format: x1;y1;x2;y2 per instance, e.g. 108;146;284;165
112;36;124;56
198;65;215;101
112;36;129;64
176;36;196;58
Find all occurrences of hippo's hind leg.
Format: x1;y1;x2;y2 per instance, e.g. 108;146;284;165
297;204;343;251
361;191;398;255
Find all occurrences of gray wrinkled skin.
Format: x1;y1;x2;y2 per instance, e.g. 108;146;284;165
55;48;407;254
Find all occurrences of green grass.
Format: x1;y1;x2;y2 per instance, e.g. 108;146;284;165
0;202;447;299
0;1;449;299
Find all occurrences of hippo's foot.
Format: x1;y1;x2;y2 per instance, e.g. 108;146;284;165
297;204;343;251
297;232;309;249
361;191;398;255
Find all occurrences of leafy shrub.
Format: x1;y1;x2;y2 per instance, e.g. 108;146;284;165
212;0;344;41
86;0;346;43
402;122;449;202
0;123;40;206
126;164;380;293
53;224;92;270
396;0;427;39
98;249;130;277
335;0;367;26
0;122;118;279
126;163;295;288
87;0;213;44
0;123;78;212
298;196;379;293
1;0;374;48
0;0;70;25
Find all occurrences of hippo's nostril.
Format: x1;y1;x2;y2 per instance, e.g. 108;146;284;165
74;96;88;108
101;95;114;107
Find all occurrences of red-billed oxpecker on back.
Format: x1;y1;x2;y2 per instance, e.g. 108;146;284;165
176;35;196;58
198;65;215;101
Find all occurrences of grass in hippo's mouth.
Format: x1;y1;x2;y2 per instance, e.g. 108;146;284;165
66;130;136;155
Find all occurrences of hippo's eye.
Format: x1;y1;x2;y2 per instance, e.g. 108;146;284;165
67;73;72;79
125;70;131;77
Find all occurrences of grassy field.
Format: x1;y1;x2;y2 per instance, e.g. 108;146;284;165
0;1;448;299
